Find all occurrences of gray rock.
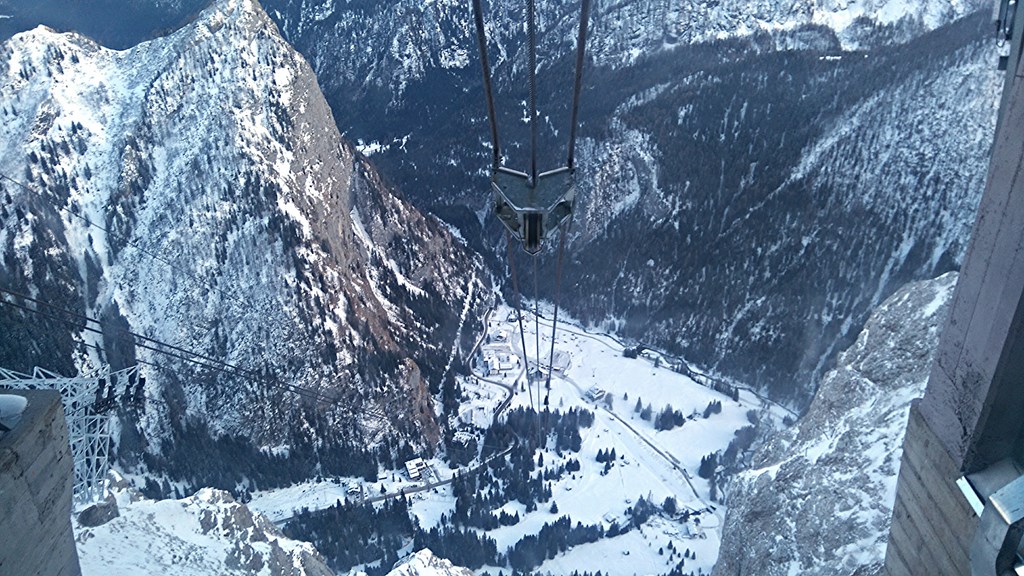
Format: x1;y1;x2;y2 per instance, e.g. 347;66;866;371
713;272;958;576
77;495;120;528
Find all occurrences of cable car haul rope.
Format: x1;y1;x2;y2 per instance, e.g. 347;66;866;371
471;0;590;423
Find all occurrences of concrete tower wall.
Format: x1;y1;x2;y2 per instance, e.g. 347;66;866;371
0;389;81;576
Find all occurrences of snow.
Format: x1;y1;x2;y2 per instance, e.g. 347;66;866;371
539;517;714;576
248;478;356;522
443;305;776;572
350;207;427;298
248;457;454;523
713;273;960;575
356;140;388;156
439;274;481;380
273;66;293;106
0;0;489;457
387;549;472;576
75;482;328;576
920;280;955;318
241;305;771;574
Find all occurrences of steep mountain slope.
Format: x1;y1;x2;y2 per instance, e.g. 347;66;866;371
559;14;1000;404
711;272;957;576
253;1;998;407
0;0;489;481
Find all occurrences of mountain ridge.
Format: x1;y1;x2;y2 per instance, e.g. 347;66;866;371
0;0;489;481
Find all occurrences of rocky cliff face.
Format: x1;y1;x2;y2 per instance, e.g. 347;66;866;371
0;0;489;463
711;272;958;576
76;478;334;576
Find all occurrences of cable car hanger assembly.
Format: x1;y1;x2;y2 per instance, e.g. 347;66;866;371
472;0;591;255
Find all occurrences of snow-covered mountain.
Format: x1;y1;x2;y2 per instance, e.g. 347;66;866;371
385;549;473;576
557;14;1000;405
261;0;983;98
76;477;333;576
252;0;999;407
711;271;957;575
0;0;489;476
2;0;982;94
0;0;999;418
76;474;473;576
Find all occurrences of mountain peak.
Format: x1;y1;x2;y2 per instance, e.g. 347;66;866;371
195;0;281;39
386;549;474;576
0;0;488;459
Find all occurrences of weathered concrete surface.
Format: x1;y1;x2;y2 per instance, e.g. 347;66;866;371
0;389;81;576
917;24;1024;473
884;403;977;576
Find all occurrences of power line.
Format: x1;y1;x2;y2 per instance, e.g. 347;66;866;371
505;230;535;413
0;289;339;405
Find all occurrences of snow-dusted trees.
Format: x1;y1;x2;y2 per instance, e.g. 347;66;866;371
655;405;685;431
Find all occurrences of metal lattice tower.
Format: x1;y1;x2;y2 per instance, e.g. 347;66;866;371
0;365;142;505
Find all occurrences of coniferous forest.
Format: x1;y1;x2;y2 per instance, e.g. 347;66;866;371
282;406;706;575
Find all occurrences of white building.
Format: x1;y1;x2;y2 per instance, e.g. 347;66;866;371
405;458;428;481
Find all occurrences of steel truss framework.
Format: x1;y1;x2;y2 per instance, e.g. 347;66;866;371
0;365;139;505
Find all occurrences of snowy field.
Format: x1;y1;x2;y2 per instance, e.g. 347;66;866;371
454;305;780;574
247;304;784;575
249;459;454;523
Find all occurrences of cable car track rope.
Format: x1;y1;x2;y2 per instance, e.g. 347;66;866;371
472;0;590;437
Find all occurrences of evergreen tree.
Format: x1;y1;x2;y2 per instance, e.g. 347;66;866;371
641;404;653;421
698;452;718;479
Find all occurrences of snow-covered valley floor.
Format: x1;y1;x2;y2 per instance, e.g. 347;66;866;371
245;304;786;575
